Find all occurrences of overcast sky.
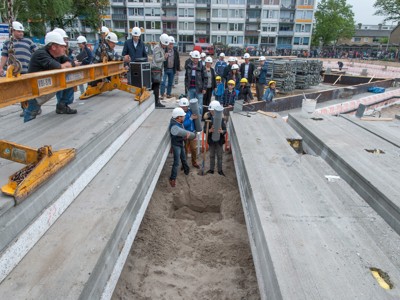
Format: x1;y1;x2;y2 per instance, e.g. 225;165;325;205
317;0;388;25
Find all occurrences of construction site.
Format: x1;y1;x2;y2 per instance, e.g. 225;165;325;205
0;54;399;300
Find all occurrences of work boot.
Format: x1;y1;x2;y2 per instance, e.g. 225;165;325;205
207;170;214;174
169;179;176;187
166;95;172;98
218;170;226;176
192;162;200;169
56;103;77;114
155;102;165;108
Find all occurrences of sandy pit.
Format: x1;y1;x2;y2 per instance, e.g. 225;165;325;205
112;150;260;299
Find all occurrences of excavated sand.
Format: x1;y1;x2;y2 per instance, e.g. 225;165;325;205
112;150;260;300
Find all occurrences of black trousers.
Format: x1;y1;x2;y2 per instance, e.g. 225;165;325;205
152;82;160;104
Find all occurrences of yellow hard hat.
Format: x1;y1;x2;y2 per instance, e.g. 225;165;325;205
216;76;221;81
240;78;248;84
227;80;236;85
269;80;276;86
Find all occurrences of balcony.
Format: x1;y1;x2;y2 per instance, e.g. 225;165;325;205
112;14;127;20
165;28;177;34
279;18;294;23
161;15;178;21
196;17;209;22
196;0;210;7
246;17;260;23
162;2;177;7
196;30;208;35
278;30;294;36
245;30;259;36
280;4;295;10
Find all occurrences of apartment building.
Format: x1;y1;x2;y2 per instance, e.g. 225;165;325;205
81;0;315;53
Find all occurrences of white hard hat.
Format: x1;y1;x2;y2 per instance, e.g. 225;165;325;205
77;36;87;44
243;53;250;59
231;64;239;70
172;107;186;118
205;56;213;63
191;50;200;59
101;26;110;34
106;32;118;43
208;100;221;111
160;33;170;46
12;21;24;31
178;98;189;107
189;51;193;56
200;52;206;58
53;28;68;38
228;56;236;62
45;31;67;46
169;36;175;44
259;56;266;61
131;27;141;37
219;52;225;57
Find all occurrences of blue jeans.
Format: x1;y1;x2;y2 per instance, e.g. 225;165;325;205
170;144;189;180
56;88;75;105
160;68;175;96
23;99;41;123
187;88;204;117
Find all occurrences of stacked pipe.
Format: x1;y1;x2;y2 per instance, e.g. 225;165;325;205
268;60;296;93
294;60;311;89
309;60;323;86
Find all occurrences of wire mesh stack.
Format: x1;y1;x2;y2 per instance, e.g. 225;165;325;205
309;60;323;86
268;60;296;93
294;60;311;89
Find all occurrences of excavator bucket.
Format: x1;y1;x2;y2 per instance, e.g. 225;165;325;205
0;140;75;204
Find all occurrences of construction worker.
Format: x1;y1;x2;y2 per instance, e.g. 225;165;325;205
160;36;180;99
179;97;200;169
203;56;216;111
122;27;147;63
255;56;269;101
222;56;236;83
200;52;206;67
23;31;73;122
240;53;255;85
151;33;170;108
184;50;207;116
52;28;79;115
76;36;94;95
93;26;110;54
204;100;226;176
169;107;190;187
221;79;237;108
227;63;241;89
262;80;278;102
214;52;226;79
1;21;38;116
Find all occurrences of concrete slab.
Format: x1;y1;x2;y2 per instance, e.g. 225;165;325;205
288;113;400;235
230;113;400;299
0;109;171;299
0;91;154;279
340;114;400;148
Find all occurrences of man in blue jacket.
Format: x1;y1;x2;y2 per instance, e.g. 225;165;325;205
255;56;269;101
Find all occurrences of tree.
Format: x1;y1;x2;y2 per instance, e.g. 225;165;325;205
374;0;400;22
0;0;109;37
312;0;355;47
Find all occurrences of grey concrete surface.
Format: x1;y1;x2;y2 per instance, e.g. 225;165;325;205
0;91;154;254
229;112;400;299
0;109;171;299
340;114;400;148
288;113;400;235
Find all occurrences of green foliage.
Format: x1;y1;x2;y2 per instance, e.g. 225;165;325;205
0;0;109;36
313;0;356;47
374;0;400;23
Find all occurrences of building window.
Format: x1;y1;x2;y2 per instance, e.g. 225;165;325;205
354;37;361;42
146;21;161;29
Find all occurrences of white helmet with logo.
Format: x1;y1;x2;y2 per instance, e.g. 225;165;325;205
131;27;141;37
200;52;206;58
77;36;87;44
160;33;170;46
259;56;266;61
45;31;67;46
205;56;213;63
228;56;236;62
169;36;175;44
191;50;200;59
208;100;221;111
101;26;110;34
12;21;24;31
219;52;225;57
106;32;118;43
178;98;189;107
243;53;250;59
231;64;239;70
172;107;186;118
53;28;68;38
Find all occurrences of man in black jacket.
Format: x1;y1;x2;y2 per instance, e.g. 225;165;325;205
122;27;148;63
160;36;180;99
23;31;73;122
240;53;255;85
